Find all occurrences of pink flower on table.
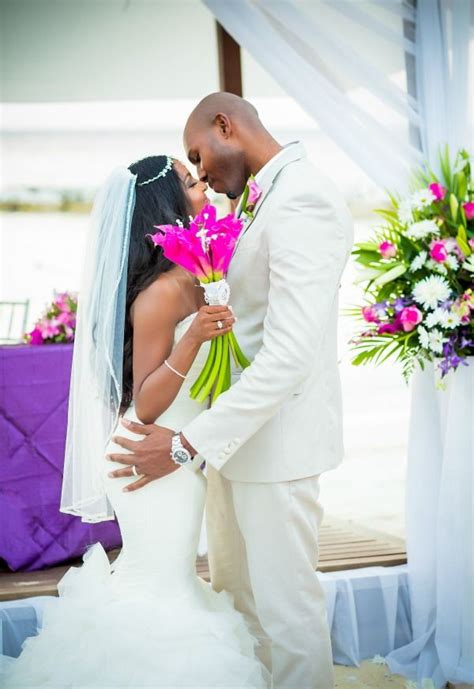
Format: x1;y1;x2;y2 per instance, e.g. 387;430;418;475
399;306;423;332
361;305;381;323
429;183;446;201
56;311;75;326
463;202;474;220
28;326;44;345
379;241;397;259
247;179;262;208
430;239;448;263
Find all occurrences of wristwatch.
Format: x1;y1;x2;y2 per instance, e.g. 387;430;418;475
170;433;193;467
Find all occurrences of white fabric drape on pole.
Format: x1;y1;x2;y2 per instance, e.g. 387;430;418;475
386;3;474;687
203;0;422;192
387;360;474;688
414;0;474;173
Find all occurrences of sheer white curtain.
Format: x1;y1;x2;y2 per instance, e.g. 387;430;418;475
203;0;422;193
386;2;474;687
415;0;474;172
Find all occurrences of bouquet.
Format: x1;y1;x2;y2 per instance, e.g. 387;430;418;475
25;291;78;345
348;148;474;384
148;203;251;403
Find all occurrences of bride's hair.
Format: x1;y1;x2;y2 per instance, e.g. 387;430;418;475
120;155;192;413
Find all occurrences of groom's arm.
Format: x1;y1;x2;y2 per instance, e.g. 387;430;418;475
181;189;351;471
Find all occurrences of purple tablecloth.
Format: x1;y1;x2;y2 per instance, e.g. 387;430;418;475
0;344;121;572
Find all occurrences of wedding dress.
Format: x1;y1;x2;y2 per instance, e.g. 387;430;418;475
1;313;269;689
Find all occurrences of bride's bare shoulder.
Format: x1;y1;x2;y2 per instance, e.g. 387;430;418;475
131;272;185;325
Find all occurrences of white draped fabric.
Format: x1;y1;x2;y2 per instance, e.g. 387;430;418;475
0;566;412;666
384;2;474;686
203;0;422;193
415;0;474;174
387;360;474;688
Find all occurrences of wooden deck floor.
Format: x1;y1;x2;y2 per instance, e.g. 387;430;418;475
0;518;406;602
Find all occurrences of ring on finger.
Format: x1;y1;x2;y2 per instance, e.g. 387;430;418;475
131;464;140;477
217;320;223;330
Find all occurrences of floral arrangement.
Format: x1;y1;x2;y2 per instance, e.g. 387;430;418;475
349;148;474;383
25;292;78;345
148;202;251;403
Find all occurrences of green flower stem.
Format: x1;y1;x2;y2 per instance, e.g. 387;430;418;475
229;331;251;368
190;337;217;399
211;334;229;403
197;334;223;403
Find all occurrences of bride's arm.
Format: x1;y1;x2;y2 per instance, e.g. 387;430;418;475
131;279;234;425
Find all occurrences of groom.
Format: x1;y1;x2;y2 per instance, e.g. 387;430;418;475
108;92;354;689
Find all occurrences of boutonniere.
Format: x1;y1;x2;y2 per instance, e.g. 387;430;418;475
239;175;263;221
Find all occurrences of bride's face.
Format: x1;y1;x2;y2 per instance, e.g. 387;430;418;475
174;161;209;215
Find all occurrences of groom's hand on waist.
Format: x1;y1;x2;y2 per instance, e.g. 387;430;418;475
107;420;181;492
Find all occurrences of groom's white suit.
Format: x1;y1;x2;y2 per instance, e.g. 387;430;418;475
183;141;354;689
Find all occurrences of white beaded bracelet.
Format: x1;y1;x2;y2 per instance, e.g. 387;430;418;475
164;359;187;380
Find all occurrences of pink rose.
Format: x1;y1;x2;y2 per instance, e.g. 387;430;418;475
247;179;262;207
379;241;397;259
430;240;448;263
463;202;474;220
469;238;474;249
429;182;446;201
399;306;423;332
361;305;381;323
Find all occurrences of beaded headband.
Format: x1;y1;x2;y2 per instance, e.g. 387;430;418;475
137;156;174;186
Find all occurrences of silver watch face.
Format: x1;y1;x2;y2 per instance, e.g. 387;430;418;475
173;449;191;465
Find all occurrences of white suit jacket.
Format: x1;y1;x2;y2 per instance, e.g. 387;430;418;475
183;142;354;482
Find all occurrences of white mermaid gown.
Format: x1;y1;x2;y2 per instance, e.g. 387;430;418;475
1;313;269;689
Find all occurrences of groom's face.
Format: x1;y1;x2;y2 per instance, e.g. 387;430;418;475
184;121;247;199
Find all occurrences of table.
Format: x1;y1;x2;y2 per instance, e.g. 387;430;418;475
0;344;121;572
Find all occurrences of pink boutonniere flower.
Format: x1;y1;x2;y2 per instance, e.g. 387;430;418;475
241;176;262;218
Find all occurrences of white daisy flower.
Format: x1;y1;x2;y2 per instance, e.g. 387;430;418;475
397;198;413;225
411;188;436;211
409;250;428;272
425;308;445;328
445;255;459;271
417;325;430;349
427;328;447;354
412;275;451;310
462;255;474;273
425;258;448;275
406;220;440;240
439;310;462;329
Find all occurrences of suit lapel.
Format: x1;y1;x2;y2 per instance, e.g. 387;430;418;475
233;142;307;254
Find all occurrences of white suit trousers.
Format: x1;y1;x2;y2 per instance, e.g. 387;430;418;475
205;467;335;689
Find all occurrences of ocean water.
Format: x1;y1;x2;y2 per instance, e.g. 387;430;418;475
0;210;410;537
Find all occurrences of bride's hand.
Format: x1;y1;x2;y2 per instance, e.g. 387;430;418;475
186;305;235;344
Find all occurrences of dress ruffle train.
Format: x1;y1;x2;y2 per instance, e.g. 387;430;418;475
1;543;268;689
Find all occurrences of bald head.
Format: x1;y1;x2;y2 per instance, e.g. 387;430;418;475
183;92;281;198
185;92;260;133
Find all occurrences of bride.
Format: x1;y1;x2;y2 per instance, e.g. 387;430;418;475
1;155;269;688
